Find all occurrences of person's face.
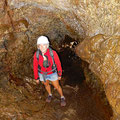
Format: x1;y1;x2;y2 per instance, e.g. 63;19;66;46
39;44;48;53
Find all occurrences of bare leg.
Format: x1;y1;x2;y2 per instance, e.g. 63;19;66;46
51;80;63;97
42;80;52;95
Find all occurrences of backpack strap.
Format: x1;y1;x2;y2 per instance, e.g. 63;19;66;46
36;49;42;62
36;50;39;61
36;49;42;74
49;48;54;65
49;47;57;72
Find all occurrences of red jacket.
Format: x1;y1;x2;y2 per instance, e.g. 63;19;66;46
33;48;62;80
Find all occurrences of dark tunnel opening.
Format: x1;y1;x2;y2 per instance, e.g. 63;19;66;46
58;39;85;86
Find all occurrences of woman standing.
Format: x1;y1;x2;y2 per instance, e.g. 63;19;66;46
33;36;66;107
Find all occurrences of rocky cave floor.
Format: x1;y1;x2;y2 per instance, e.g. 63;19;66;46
0;73;112;120
0;48;113;120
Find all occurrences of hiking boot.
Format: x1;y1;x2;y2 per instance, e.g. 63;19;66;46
46;95;52;103
61;97;66;107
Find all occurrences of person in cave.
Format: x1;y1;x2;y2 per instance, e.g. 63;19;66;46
33;35;66;107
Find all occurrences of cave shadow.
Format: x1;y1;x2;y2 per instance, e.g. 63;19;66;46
59;46;85;87
58;46;113;120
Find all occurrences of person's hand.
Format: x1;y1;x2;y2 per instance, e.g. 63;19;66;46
36;80;40;84
58;77;61;80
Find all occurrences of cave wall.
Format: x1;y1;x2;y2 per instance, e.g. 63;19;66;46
0;0;120;119
76;34;120;119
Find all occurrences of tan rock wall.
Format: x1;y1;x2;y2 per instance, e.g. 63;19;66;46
76;34;120;119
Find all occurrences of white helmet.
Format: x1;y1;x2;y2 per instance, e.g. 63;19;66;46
37;36;49;45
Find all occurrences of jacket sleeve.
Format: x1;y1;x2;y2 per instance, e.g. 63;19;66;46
53;51;62;77
33;52;39;80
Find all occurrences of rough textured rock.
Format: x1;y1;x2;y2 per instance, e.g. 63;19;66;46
76;34;120;119
0;75;112;120
0;0;120;119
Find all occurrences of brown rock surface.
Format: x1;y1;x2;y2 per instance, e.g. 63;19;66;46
76;35;120;119
0;0;119;119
